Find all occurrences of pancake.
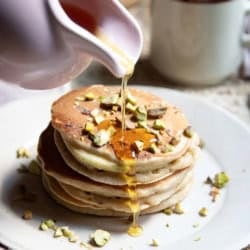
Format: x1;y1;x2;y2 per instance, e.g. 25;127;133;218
52;85;189;146
38;124;196;199
59;166;193;202
38;85;201;221
42;172;193;216
54;128;200;185
51;85;192;172
57;168;193;212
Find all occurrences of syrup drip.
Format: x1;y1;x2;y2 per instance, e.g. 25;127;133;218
111;127;156;237
127;211;143;237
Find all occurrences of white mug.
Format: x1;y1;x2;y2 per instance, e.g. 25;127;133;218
150;0;250;85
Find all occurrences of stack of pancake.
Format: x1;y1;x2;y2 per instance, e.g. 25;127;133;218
38;85;200;216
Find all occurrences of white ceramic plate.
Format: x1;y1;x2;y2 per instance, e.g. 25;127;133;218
0;86;250;250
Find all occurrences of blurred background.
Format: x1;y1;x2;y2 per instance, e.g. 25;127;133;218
0;0;249;125
73;0;250;125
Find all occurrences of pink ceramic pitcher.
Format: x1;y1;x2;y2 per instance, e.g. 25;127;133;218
0;0;142;89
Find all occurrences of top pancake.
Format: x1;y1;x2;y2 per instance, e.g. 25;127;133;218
51;85;189;162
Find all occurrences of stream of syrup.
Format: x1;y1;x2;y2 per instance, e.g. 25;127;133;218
119;75;142;236
96;34;143;237
61;2;143;236
96;29;143;236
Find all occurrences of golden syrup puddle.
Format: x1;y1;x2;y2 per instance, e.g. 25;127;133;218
111;128;156;160
96;30;144;236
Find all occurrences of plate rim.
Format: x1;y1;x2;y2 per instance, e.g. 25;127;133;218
0;85;250;250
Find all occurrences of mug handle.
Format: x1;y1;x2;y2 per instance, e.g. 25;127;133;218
242;1;250;47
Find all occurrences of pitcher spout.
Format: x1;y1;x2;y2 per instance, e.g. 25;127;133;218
48;0;143;78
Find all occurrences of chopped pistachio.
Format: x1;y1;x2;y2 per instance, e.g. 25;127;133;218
100;94;120;108
91;229;111;247
16;147;30;158
84;92;95;101
161;144;174;153
61;226;73;238
84;122;95;132
69;234;79;243
148;143;159;154
75;96;85;101
194;236;201;242
94;114;105;124
28;160;41;175
133;140;144;152
165;223;170;228
126;91;137;105
80;241;92;249
173;203;184;214
80;241;92;250
137;120;148;129
147;107;167;118
153;119;165;130
192;223;200;228
169;137;180;146
163;207;173;215
22;209;32;220
126;102;137;112
214;172;229;189
150;239;159;247
93;130;110;147
44;219;56;230
54;227;63;238
199;207;208;217
40;222;49;231
183;126;193;138
135;106;147;121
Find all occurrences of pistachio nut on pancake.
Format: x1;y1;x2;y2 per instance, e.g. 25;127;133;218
38;85;201;217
